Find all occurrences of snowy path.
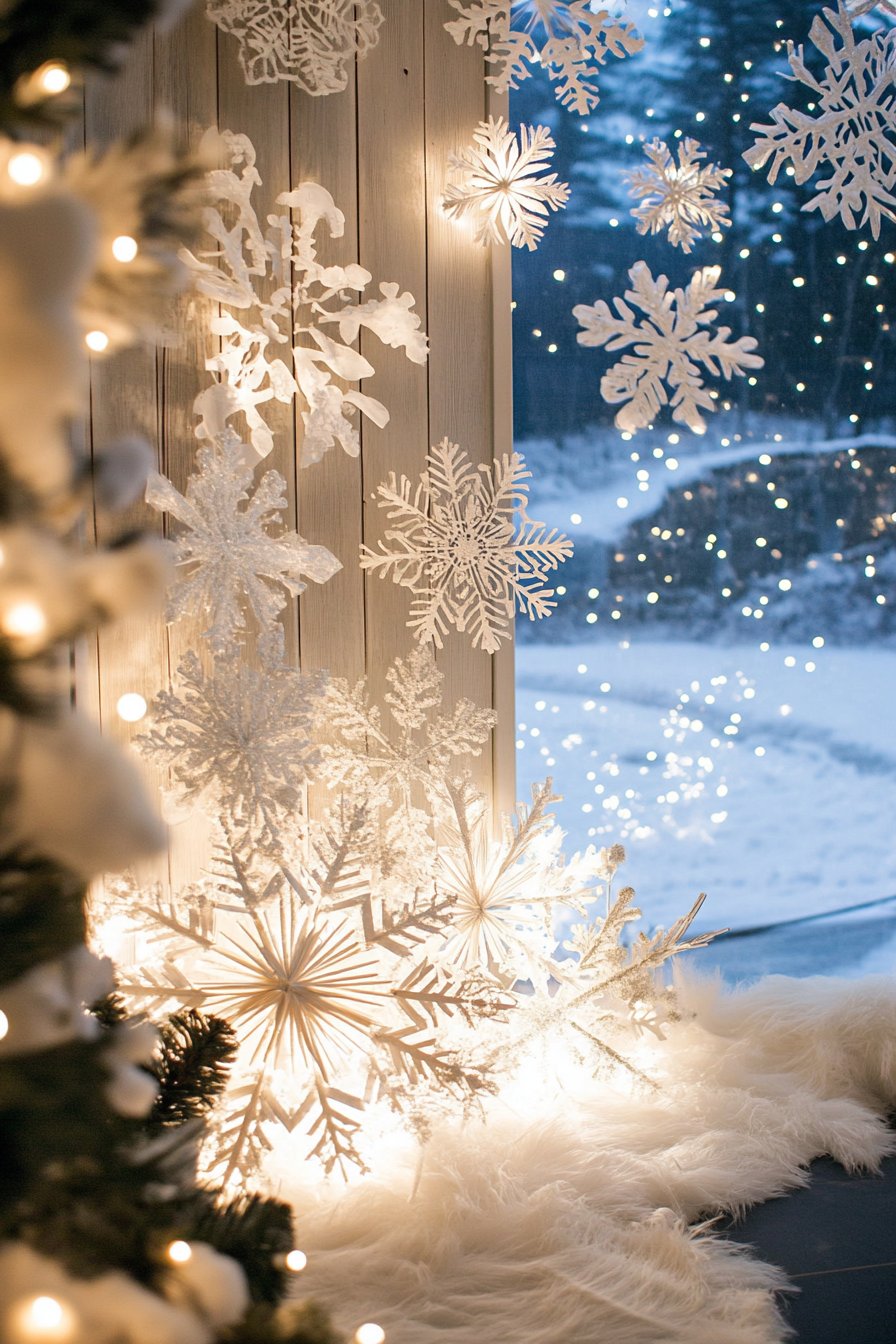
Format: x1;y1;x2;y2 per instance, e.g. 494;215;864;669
515;639;896;978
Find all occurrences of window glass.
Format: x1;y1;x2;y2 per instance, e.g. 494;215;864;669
511;0;896;979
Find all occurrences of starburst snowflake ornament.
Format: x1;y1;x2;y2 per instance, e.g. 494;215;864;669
445;1;644;115
360;439;573;652
745;2;896;237
574;262;764;434
207;0;384;94
443;116;569;249
624;138;731;253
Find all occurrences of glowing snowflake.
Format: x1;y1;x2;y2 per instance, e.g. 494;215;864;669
136;653;324;857
360;438;573;653
207;0;384;94
744;3;896;237
182;131;427;465
573;262;764;435
445;1;644;115
443;116;569;250
146;431;340;656
623;138;731;254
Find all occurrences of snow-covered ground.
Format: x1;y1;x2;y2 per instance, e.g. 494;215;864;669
516;638;896;982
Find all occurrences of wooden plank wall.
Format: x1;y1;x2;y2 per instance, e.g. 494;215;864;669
78;0;516;896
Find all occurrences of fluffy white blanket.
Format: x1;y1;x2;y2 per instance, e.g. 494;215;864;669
282;974;896;1344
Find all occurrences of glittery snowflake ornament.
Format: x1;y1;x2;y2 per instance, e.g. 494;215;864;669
207;0;384;95
574;262;764;435
443;116;569;249
745;2;896;237
361;439;573;653
445;1;644;115
624;138;731;253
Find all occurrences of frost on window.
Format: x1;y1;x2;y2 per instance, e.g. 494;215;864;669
745;2;896;237
574;262;764;434
207;0;384;95
623;138;731;254
360;438;573;652
181;130;428;466
443;116;569;250
445;0;644;115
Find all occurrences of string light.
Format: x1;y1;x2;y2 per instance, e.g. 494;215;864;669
8;152;43;186
116;693;147;723
167;1240;192;1264
2;601;46;638
85;331;109;352
112;234;138;262
285;1249;307;1271
39;64;70;94
355;1325;386;1344
0;1008;7;1039
13;1295;75;1340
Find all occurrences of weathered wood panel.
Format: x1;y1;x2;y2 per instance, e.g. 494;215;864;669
79;0;516;885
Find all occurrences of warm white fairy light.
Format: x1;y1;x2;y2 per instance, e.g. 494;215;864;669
39;64;70;94
116;693;147;723
111;234;138;262
167;1240;192;1264
0;1008;7;1040
355;1325;386;1344
1;600;46;639
8;152;43;186
85;330;109;352
285;1250;307;1271
13;1295;75;1340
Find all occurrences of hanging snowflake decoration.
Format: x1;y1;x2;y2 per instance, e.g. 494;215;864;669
445;1;644;115
573;262;764;435
136;652;325;857
207;0;384;95
744;2;896;237
182;130;428;465
623;138;731;254
146;428;341;656
443;116;569;250
360;438;573;653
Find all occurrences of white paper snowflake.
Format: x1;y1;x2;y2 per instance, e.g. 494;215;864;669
182;131;427;465
443;116;569;250
360;438;573;653
136;652;324;857
623;138;731;254
445;1;644;115
744;2;896;237
146;429;340;656
573;262;764;435
207;0;384;95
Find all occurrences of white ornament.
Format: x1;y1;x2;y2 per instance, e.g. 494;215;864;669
145;430;340;657
445;0;644;115
360;438;573;653
745;2;896;237
136;652;325;857
207;0;384;94
573;262;764;435
183;131;427;465
443;116;569;250
623;138;731;254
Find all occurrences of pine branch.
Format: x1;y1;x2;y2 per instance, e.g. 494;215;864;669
148;1009;238;1130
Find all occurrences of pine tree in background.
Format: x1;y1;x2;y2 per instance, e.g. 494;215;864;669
0;3;337;1340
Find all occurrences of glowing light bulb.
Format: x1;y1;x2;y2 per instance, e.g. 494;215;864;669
16;1294;76;1338
0;1008;7;1039
116;693;147;723
285;1249;307;1271
8;152;43;186
112;234;138;262
40;64;70;94
168;1240;192;1264
355;1326;386;1344
2;601;46;638
85;330;109;352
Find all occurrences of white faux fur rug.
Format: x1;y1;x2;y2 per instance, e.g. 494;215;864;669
280;975;896;1344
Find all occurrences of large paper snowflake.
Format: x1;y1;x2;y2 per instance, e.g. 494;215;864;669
573;262;764;435
623;138;731;254
182;131;427;465
445;1;644;115
146;429;340;656
360;438;573;653
744;2;896;237
207;0;384;94
136;652;324;857
443;116;569;250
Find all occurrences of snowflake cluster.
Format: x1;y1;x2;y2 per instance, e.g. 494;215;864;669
624;138;731;254
182;130;428;465
445;0;644;115
360;437;573;652
443;116;569;250
574;262;764;435
745;2;896;237
207;0;384;94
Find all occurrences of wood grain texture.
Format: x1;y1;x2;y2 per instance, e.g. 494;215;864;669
80;0;518;888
